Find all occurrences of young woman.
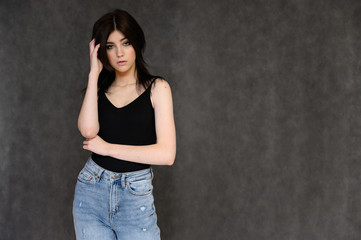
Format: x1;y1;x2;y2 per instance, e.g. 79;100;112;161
72;9;176;240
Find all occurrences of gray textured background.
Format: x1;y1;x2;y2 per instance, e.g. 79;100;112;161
1;0;360;239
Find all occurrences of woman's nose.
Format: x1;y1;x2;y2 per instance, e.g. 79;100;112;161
117;48;124;57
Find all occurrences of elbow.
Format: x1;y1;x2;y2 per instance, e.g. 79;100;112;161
79;127;99;139
166;158;175;166
165;150;176;166
78;121;99;139
165;159;175;166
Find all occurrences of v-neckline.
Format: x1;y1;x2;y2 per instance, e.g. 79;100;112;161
103;86;149;110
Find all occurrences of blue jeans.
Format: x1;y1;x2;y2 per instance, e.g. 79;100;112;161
72;157;161;240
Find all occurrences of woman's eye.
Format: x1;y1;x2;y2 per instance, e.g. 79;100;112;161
106;45;113;49
123;41;130;46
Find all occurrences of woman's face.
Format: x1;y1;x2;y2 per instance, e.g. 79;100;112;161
105;30;136;75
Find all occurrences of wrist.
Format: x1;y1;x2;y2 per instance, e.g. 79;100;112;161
106;143;113;156
88;72;99;85
89;71;100;79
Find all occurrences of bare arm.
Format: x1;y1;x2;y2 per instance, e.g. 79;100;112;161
77;39;103;139
83;78;177;166
77;72;100;138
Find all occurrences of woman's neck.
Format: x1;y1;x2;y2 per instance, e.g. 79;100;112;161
113;68;137;87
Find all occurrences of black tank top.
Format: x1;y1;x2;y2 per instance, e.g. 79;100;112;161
91;79;156;172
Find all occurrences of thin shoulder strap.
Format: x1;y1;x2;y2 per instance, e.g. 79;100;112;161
147;78;157;91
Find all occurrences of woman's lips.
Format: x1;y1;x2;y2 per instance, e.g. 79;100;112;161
117;61;127;65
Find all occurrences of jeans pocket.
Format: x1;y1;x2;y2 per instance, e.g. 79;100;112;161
77;166;96;184
127;176;153;196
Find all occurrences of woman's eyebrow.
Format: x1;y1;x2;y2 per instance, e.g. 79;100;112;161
106;37;127;44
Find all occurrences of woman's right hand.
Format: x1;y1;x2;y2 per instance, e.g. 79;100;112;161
89;38;103;75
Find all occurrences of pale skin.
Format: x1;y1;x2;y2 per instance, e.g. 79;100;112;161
77;30;176;166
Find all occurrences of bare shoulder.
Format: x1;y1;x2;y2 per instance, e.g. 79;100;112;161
151;78;172;95
151;78;171;90
150;78;173;108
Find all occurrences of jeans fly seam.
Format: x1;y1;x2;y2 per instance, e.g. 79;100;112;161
109;181;113;225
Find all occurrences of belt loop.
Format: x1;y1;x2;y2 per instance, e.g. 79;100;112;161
96;168;104;182
121;173;126;188
150;167;154;180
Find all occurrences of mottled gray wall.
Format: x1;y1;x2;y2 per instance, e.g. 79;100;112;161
0;0;360;239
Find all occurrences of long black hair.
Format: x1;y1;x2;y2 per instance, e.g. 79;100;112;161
88;9;162;94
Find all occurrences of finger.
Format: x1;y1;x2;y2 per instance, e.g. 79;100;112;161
89;40;96;53
90;44;100;58
94;44;101;54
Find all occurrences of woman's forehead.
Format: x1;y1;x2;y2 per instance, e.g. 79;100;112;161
107;30;126;42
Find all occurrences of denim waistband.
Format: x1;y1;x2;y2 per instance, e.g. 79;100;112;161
84;157;153;182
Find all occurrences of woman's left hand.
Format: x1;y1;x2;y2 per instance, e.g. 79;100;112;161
83;135;110;156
